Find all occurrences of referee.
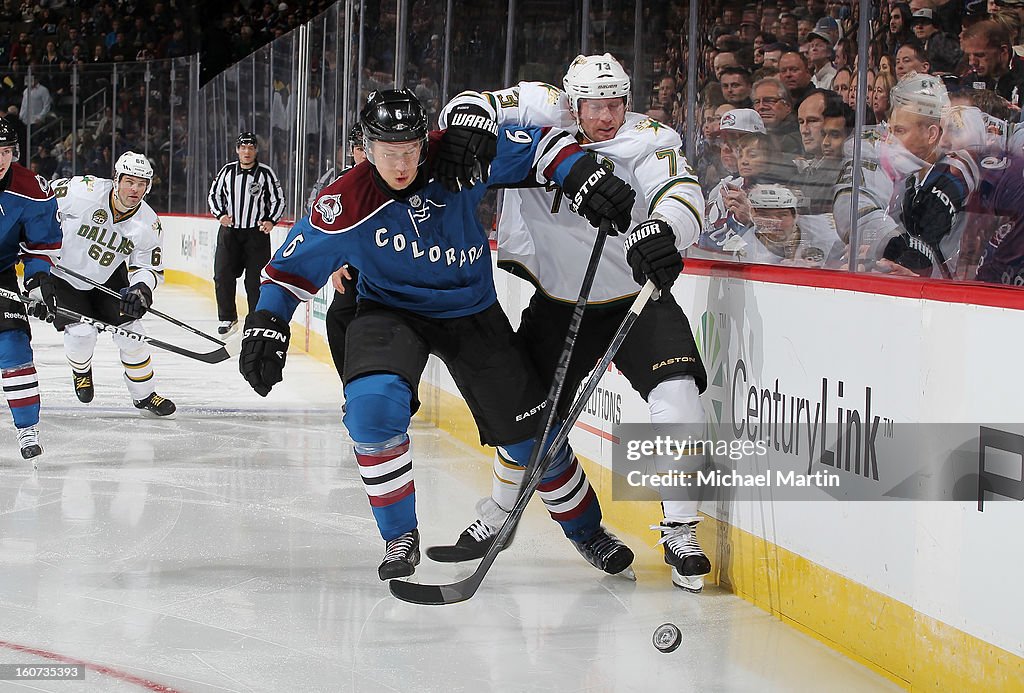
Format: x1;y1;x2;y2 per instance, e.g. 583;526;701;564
207;131;285;336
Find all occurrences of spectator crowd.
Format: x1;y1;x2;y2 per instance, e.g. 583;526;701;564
640;0;1024;285
8;0;1024;287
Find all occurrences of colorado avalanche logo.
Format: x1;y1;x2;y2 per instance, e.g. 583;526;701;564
35;175;49;194
315;194;343;224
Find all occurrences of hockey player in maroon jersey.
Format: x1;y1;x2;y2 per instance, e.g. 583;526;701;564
0;118;61;459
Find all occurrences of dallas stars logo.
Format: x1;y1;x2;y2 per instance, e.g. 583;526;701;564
637;118;665;133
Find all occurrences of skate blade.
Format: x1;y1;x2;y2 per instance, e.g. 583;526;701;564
616;566;637;581
671;569;705;593
137;409;176;420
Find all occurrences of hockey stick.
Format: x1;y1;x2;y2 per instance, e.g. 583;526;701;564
425;221;608;567
53;264;228;347
0;287;231;364
516;221;609;492
427;222;609;564
390;280;657;605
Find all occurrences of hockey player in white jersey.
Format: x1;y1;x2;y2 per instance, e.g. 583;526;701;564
50;152;175;416
434;54;713;592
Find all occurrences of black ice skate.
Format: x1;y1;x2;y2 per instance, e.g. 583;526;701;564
572;526;636;579
134;393;176;418
17;425;41;460
218;320;237;336
426;498;514;563
654;521;711;593
378;529;420;580
73;369;94;403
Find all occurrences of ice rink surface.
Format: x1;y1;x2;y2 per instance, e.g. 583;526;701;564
0;285;900;692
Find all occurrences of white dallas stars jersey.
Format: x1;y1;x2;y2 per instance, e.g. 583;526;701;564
443;82;704;302
50;176;164;292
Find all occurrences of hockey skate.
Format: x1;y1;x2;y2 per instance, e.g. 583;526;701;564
72;369;94;403
134;392;176;418
17;425;41;460
426;497;514;562
654;521;711;593
572;526;636;580
218;320;237;336
378;529;420;580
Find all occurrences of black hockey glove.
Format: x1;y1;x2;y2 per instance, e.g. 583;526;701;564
561;155;635;235
880;234;930;275
239;310;290;397
119;282;153;319
23;271;56;322
901;170;965;246
889;170;967;277
437;103;498;192
624;219;683;292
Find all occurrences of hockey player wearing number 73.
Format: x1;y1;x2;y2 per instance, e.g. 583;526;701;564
434;54;714;592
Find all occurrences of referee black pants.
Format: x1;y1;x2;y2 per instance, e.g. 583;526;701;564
214;226;271;322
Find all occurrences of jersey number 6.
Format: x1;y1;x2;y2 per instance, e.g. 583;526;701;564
282;233;304;258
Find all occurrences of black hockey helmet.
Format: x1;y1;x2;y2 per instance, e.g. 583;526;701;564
348;122;363;149
236;131;258;147
0;117;18;148
0;117;19;162
360;89;427;144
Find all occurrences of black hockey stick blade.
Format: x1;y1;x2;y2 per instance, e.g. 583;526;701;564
390;281;657;605
53;264;228;347
1;287;231;364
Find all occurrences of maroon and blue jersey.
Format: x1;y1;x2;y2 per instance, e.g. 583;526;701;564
0;164;61;277
257;126;588;321
976;154;1024;286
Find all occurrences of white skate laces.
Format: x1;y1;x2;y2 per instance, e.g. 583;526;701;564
17;425;39;448
17;425;42;460
383;532;417;562
467;497;508;541
652;521;704;558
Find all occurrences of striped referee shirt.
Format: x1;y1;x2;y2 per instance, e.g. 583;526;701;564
207;160;285;229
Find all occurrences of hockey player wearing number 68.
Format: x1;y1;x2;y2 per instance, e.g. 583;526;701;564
241;89;639;582
49;152;176;417
435;54;714;592
0;118;61;459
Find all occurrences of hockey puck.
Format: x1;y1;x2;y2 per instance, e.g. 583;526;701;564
652;622;682;653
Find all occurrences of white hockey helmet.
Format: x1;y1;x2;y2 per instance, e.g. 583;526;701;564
748;184;798;209
114;151;153;200
563;53;631;114
889;72;949;120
